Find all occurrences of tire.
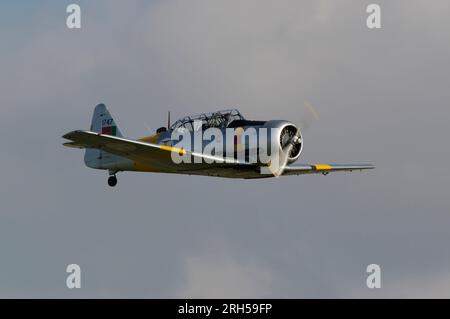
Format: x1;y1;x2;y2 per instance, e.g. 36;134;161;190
108;176;117;187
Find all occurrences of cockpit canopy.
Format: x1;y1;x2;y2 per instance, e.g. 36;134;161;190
170;109;245;131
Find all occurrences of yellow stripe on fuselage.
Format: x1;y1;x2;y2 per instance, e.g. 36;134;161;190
313;164;332;171
160;145;186;155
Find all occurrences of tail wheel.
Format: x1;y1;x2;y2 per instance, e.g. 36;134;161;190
108;175;117;187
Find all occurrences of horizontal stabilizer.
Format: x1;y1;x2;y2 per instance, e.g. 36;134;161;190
63;141;89;149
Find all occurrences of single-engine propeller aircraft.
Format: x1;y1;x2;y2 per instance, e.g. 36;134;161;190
63;104;374;187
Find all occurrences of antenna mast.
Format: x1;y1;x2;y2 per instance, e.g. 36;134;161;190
167;111;171;129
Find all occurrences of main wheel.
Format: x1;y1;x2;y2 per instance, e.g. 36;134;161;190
108;176;117;187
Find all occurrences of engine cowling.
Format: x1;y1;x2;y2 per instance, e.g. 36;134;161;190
262;120;303;164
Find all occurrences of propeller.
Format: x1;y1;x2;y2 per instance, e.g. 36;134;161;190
298;101;320;132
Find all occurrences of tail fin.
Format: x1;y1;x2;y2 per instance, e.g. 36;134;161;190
89;103;123;137
84;104;127;170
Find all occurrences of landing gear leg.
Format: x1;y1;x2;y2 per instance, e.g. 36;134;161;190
108;173;117;187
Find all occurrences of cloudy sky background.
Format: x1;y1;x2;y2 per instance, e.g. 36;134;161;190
0;0;449;298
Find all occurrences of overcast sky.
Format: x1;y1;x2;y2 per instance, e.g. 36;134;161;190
0;0;449;298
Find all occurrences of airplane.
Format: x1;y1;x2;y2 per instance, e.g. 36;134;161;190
62;104;374;187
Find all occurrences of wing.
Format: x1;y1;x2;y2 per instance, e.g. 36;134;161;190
282;163;375;176
63;131;374;178
62;130;249;172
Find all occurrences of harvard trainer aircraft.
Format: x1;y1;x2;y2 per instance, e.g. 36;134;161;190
63;104;374;187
